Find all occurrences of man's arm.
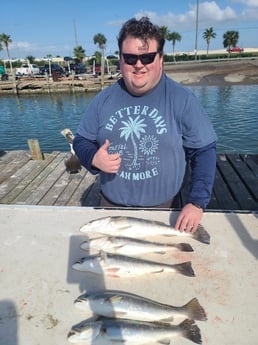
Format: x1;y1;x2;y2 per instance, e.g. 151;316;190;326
73;134;100;174
175;141;216;233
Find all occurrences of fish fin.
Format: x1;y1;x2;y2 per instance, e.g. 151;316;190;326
174;243;194;252
157;340;170;345
174;262;195;277
109;295;123;303
108;237;127;249
193;225;210;244
179;319;202;344
184;298;207;321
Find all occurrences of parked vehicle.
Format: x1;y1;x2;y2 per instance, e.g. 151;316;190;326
68;63;87;74
16;63;40;76
227;47;244;53
40;64;65;77
88;63;108;75
0;65;8;80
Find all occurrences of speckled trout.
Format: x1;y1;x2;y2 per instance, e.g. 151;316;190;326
68;318;202;344
80;236;193;255
72;251;195;277
74;290;207;323
79;216;210;244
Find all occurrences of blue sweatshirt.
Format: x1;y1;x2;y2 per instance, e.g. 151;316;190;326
74;73;217;208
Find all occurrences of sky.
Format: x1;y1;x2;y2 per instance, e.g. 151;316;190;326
1;0;258;60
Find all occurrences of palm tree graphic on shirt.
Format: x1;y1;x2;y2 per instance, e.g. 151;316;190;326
120;116;147;169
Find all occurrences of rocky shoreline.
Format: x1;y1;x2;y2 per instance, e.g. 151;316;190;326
0;59;257;95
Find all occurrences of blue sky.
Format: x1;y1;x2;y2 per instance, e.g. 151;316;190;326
1;0;258;59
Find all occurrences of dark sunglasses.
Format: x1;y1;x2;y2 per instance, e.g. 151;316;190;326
122;52;158;65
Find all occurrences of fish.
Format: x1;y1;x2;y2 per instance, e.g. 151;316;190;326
79;216;210;244
80;236;193;255
67;317;202;344
72;251;195;277
74;290;207;323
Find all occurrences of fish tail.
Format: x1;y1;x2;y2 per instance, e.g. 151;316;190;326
180;319;202;344
193;225;210;244
185;298;207;321
174;261;195;277
175;243;194;252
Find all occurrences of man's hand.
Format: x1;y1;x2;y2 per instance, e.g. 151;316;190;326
175;203;203;233
92;139;121;173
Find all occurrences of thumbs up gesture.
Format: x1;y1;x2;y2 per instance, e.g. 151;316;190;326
92;139;121;173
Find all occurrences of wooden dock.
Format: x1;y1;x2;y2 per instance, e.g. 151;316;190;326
0;150;257;211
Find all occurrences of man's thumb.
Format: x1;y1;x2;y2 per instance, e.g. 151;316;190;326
102;139;110;151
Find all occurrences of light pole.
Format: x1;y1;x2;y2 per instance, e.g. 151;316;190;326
195;0;199;60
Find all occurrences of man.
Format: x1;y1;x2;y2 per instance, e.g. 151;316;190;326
73;17;217;233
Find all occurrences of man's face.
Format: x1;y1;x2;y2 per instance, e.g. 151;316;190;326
120;35;163;96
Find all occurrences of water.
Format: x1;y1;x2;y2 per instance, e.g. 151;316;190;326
0;85;257;154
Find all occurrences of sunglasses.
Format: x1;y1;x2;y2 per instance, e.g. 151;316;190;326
122;52;158;65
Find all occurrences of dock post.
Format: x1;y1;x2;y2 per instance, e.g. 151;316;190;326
27;139;44;160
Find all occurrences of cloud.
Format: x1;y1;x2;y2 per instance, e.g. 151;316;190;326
7;40;72;58
134;1;258;31
232;0;258;7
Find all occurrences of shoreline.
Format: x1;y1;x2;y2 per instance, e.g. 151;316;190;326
0;59;257;95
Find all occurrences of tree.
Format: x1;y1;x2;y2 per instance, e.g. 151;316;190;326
93;33;107;88
73;45;85;62
26;55;35;63
93;33;107;52
0;33;13;74
223;30;239;57
120;116;147;169
167;32;182;62
203;27;216;57
159;26;170;40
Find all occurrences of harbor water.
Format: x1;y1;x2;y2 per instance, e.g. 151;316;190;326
0;84;257;153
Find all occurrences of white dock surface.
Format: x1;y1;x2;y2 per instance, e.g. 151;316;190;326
0;206;257;345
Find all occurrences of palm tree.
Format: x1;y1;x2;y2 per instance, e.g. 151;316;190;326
203;27;217;57
73;45;85;62
93;33;107;53
93;33;107;87
159;26;170;40
223;30;239;57
120;116;147;169
167;32;182;62
26;55;35;64
0;33;13;74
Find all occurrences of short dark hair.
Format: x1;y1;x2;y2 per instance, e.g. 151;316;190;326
117;17;165;55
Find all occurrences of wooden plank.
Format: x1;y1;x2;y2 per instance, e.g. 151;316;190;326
240;154;258;177
207;190;219;210
82;175;101;206
0;160;42;202
0;151;257;210
0;150;30;165
217;154;257;210
54;169;87;206
66;170;98;207
38;169;69;205
24;153;67;205
13;152;66;204
227;154;258;202
27;139;44;160
0;153;58;203
211;166;239;210
0;151;31;184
